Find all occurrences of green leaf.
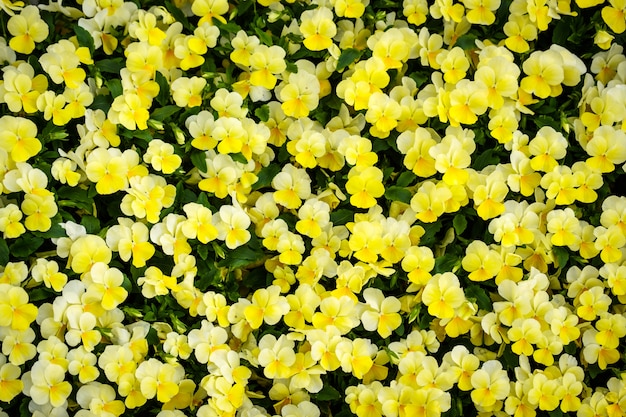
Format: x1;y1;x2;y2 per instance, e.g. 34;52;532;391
165;0;192;30
191;151;207;172
96;58;124;74
455;33;477;50
0;237;9;266
231;152;248;164
552;246;570;269
433;253;458;274
314;384;342;401
106;79;123;98
254;27;273;46
252;163;281;191
472;148;500;171
151;105;180;121
74;24;95;54
336;48;361;71
28;287;56;302
384;186;412;204
91;94;111;112
217;245;263;269
330;209;353;226
453;214;468;235
155;71;171;107
254;104;270;122
57;186;94;212
395;171;416;187
10;236;44;258
465;284;493;311
81;216;101;234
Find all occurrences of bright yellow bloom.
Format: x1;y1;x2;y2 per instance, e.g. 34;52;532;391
7;6;49;54
300;7;337;51
0;115;41;163
422;272;466;319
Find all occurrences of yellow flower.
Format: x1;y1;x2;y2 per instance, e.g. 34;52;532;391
28;361;72;407
528;126;568;172
521;50;565;98
0;283;38;330
213;204;251;249
257;334;296;379
422;272;466;319
171;76;207;108
279;71;321;118
462;240;502;281
470;360;510;408
361;287;402;338
249;45;287;90
191;0;229;25
602;0;626;33
7;5;49;54
21;191;58;232
346;166;385;209
300;7;337;51
84;262;128;310
0;203;25;239
135;359;184;403
77;382;126;417
0;115;41;163
244;285;289;329
1;62;48;113
272;163;312;209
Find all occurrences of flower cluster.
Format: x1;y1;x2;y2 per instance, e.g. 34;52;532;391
0;0;625;416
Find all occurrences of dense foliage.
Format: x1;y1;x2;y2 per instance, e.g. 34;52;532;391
0;0;626;416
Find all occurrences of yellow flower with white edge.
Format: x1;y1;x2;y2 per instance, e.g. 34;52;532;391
0;203;25;239
0;115;41;163
422;272;466;319
335;337;377;379
300;7;337;51
77;382;126;417
462;240;502;281
212;204;251;249
0;283;38;330
585;125;626;173
7;5;49;54
521;49;565;98
67;346;100;384
249;44;287;90
27;361;72;408
83;262;128;310
0;354;23;402
244;285;290;329
21;191;58;232
171;76;207;108
361;288;402;338
137;266;179;298
594;225;625;263
296;199;330;238
108;93;150;130
106;217;155;268
528;126;568;172
135;358;184;403
258;334;297;379
0;62;48;113
272;163;312;209
31;258;68;292
470;360;510;409
279;71;321;118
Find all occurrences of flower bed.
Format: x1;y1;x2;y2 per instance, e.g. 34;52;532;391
1;0;626;416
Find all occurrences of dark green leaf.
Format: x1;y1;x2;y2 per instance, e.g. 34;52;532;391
418;221;443;246
231;152;248;164
330;209;353;226
552;246;570;269
433;254;458;274
151;105;180;121
252;163;281;191
385;186;412;204
81;216;101;234
106;79;123;98
254;104;270;122
0;237;9;266
214;19;242;33
336;48;361;71
455;33;477;50
472;149;501;171
254;27;273;46
10;236;44;258
191;151;207;172
97;58;124;74
165;0;192;30
453;214;468;235
313;384;342;401
91;94;111;112
155;71;171;107
395;171;416;187
28;287;56;301
217;245;263;269
74;24;95;54
465;284;493;311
